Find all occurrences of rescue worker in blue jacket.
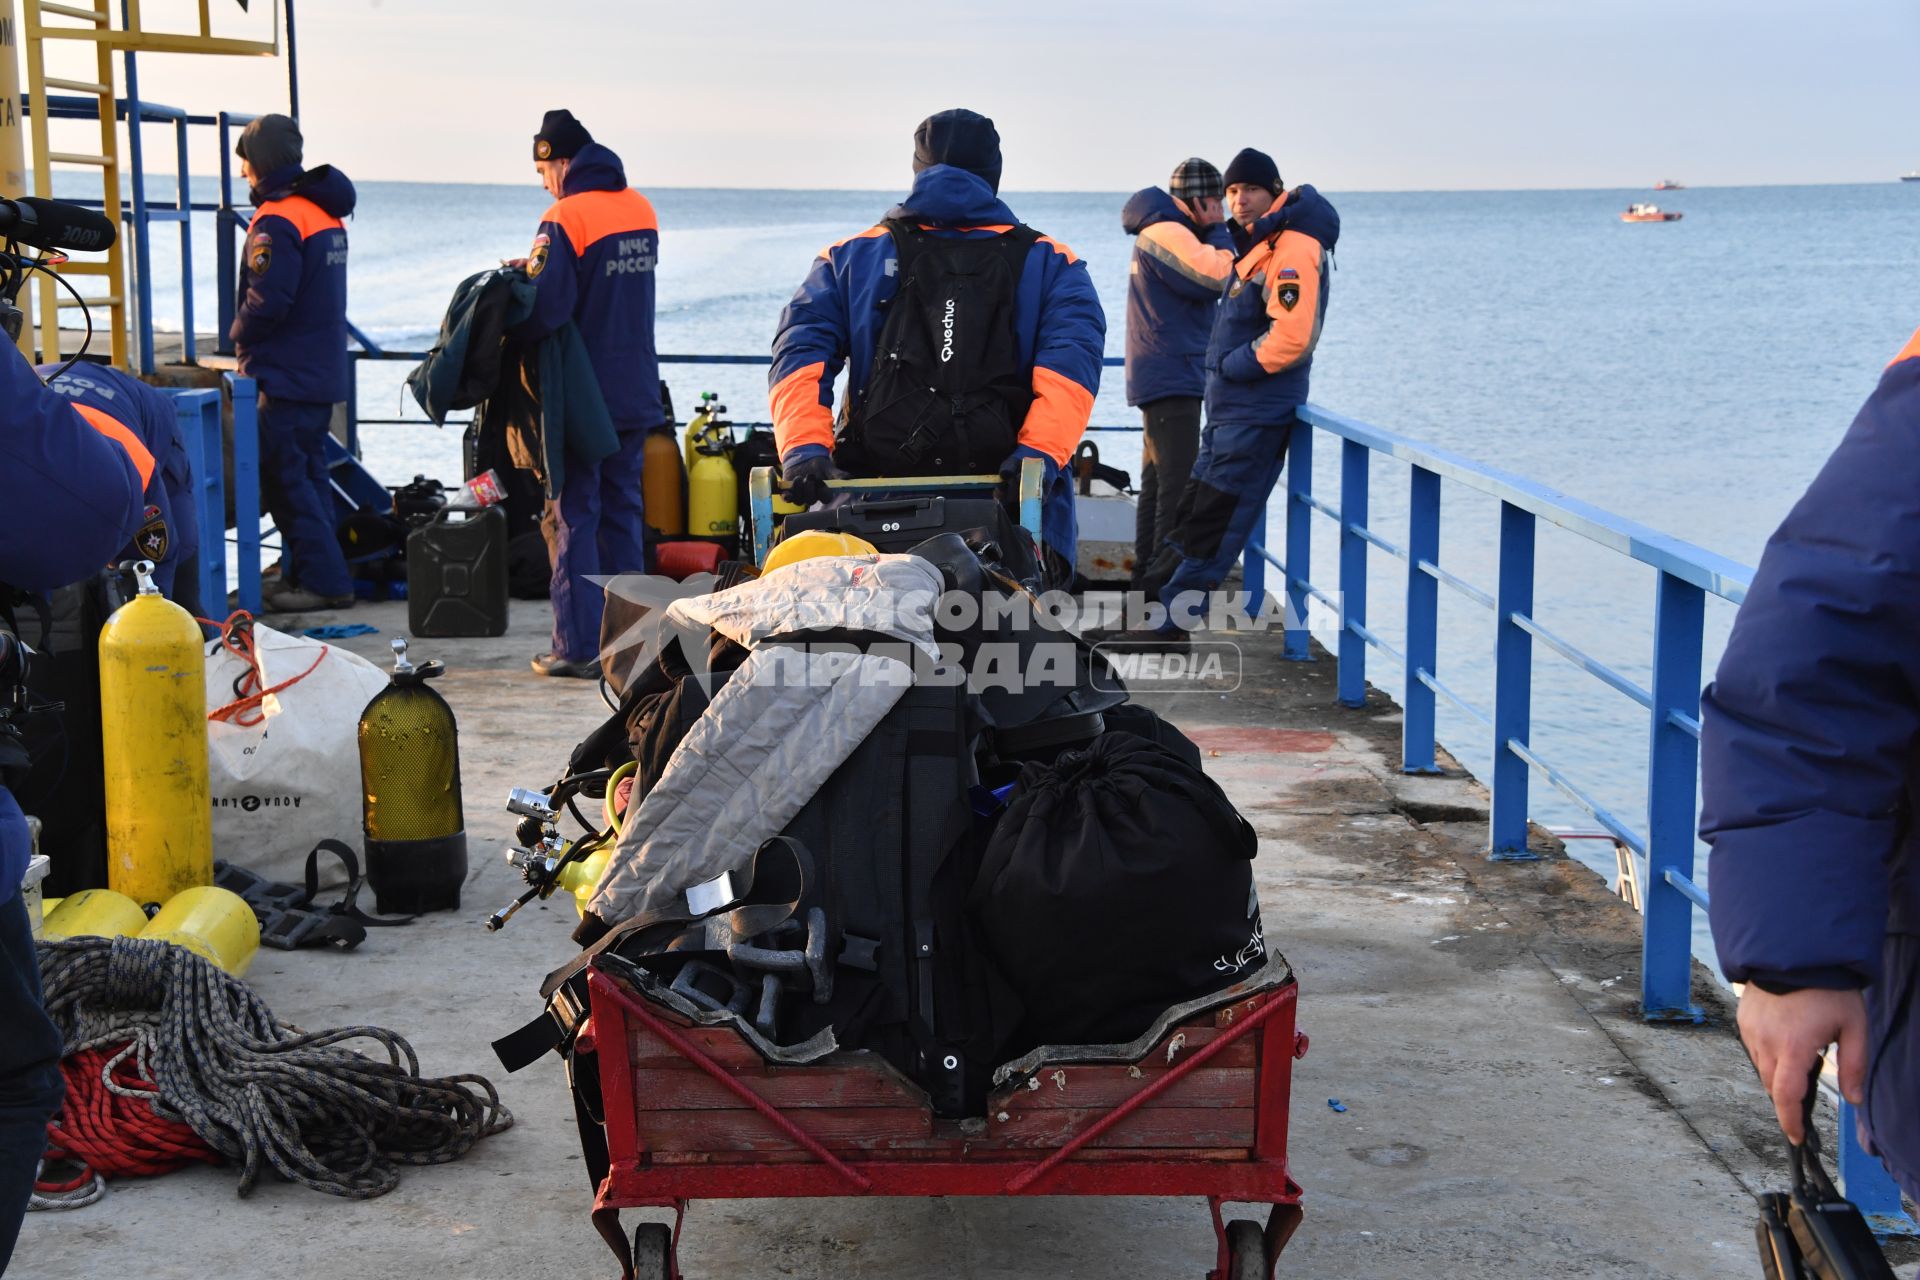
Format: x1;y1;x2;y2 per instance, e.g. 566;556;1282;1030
38;363;202;621
1130;150;1339;641
512;110;662;679
1700;324;1920;1202
0;346;152;1271
769;109;1105;573
1122;158;1234;583
230;114;357;614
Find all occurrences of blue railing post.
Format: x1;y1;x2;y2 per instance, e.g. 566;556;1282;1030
345;354;360;458
1282;424;1312;661
1490;501;1537;857
1839;1098;1919;1237
122;42;156;374
1642;570;1706;1021
173;116;194;365
215;113;242;354
1402;466;1440;772
226;375;263;617
1337;438;1369;707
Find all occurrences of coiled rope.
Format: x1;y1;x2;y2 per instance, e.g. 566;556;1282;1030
34;935;513;1200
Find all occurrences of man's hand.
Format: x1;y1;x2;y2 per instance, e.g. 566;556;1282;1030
1188;195;1226;227
500;257;528;270
1737;984;1869;1142
782;449;843;509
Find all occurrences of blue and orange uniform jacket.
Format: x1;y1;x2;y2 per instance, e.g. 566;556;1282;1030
0;348;150;903
1122;187;1235;407
231;164;355;405
1700;325;1920;1200
513;143;663;430
769;165;1104;555
39;364;200;600
1204;185;1340;428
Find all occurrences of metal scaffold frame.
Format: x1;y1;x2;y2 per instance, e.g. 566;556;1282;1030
15;0;285;367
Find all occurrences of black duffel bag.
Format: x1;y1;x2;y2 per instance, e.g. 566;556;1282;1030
970;731;1264;1051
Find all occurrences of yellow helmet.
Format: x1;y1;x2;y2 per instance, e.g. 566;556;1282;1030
760;529;881;575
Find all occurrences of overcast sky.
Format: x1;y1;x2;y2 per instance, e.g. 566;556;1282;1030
100;0;1920;190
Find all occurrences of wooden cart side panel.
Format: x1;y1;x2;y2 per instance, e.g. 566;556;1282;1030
643;1145;1256;1167
631;1105;1254;1157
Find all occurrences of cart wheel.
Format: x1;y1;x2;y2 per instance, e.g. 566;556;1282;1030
1225;1219;1269;1280
632;1222;673;1280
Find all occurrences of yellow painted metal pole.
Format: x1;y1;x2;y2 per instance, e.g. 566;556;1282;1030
100;563;212;905
0;2;25;200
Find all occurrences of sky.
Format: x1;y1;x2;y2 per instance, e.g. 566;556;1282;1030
37;0;1920;190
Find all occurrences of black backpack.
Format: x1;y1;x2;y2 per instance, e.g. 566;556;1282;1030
839;220;1040;476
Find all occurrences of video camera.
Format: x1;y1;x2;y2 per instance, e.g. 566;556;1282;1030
1;195;118;344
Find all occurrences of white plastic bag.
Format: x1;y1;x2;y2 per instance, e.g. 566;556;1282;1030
205;624;391;885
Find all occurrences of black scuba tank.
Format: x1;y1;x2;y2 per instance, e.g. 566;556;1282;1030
359;636;467;914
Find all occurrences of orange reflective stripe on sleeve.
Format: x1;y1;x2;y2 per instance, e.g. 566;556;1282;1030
770;361;834;455
1888;324;1920;368
546;188;658;254
1253;230;1325;375
1139;221;1233;290
250;195;344;240
1035;234;1079;264
72;402;156;491
822;225;891;258
1019;366;1096;465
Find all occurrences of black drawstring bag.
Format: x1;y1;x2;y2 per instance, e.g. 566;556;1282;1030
969;731;1263;1051
1755;1062;1897;1280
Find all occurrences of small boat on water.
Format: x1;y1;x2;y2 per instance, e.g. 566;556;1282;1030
1621;203;1683;223
1902;171;1920;183
1654;179;1684;191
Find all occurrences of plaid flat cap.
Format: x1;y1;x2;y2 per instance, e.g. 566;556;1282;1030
1169;157;1225;202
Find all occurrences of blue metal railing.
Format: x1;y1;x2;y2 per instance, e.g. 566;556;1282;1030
1260;402;1913;1235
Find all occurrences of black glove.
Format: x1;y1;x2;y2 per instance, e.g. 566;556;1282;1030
783;451;842;508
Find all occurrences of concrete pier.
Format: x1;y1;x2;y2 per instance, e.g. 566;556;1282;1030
15;597;1901;1279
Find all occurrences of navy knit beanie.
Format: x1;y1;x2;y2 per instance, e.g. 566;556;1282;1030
913;109;1002;194
1223;147;1282;194
236;114;302;177
534;110;593;162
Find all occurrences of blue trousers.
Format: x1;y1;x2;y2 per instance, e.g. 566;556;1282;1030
259;396;352;597
544;427;649;662
1158;418;1293;604
0;888;64;1271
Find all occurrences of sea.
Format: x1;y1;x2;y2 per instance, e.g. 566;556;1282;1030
125;178;1920;951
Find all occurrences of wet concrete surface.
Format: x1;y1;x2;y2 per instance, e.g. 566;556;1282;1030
15;597;1909;1278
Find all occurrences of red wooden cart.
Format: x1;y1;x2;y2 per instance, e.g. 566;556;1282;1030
578;956;1306;1279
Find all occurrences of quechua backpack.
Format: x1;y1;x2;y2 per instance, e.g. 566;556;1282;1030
839;220;1041;476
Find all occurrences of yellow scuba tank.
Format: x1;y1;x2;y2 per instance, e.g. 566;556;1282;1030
684;391;720;476
100;560;212;907
40;887;149;940
359;636;466;915
642;426;686;537
687;395;739;546
139;885;260;976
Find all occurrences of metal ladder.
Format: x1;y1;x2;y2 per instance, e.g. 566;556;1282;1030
15;0;282;367
19;0;126;366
